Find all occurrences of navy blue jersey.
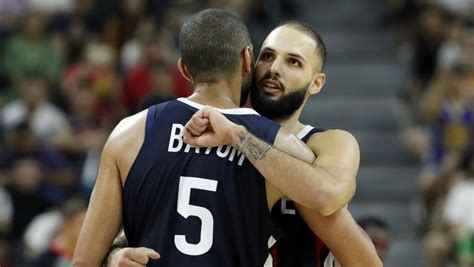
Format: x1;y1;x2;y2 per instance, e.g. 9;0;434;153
123;98;280;267
269;126;340;267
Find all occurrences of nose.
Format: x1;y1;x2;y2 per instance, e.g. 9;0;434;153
269;57;283;78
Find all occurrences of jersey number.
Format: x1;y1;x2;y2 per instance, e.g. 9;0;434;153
174;176;218;255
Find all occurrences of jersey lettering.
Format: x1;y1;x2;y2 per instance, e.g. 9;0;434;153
175;176;218;255
168;123;246;166
281;197;296;215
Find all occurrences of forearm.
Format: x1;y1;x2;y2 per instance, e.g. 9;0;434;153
232;126;336;214
297;205;382;267
71;192;122;267
71;158;123;266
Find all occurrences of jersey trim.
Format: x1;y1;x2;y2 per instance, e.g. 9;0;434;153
296;125;315;140
177;97;260;115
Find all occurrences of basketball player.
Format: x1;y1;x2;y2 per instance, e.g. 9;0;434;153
71;10;362;267
105;22;381;267
254;22;379;267
185;22;382;267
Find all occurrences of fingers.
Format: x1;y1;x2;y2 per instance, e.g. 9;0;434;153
112;249;144;267
114;247;160;267
131;247;160;263
183;106;230;147
183;128;210;147
114;257;145;267
183;128;198;146
145;248;161;260
185;111;210;136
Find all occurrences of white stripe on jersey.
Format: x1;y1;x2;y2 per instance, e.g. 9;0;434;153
296;125;315;140
178;98;260;115
324;252;342;267
263;235;277;267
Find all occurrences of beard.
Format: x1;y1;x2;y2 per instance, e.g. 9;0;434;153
250;75;308;120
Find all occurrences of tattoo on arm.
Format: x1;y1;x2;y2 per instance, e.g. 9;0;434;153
239;132;272;161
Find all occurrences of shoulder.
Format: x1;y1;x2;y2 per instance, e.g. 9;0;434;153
106;110;148;155
306;129;359;152
103;110;150;183
307;129;358;144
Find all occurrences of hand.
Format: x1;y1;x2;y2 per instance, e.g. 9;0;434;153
184;106;244;148
108;247;160;267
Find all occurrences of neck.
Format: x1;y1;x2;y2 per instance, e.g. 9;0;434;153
275;111;305;135
272;96;309;134
187;77;241;109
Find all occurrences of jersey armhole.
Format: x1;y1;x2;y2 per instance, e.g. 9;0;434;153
145;102;168;139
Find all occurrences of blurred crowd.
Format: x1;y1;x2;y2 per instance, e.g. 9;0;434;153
386;0;474;266
0;0;300;266
2;0;471;266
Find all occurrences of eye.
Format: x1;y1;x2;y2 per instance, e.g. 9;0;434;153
288;58;301;67
260;52;273;61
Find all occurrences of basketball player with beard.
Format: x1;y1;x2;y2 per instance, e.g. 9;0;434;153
71;10;317;267
105;22;382;267
252;22;371;267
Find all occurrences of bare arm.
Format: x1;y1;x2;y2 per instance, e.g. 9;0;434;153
72;112;146;267
304;130;359;214
239;128;358;215
71;138;123;267
184;107;358;215
297;204;382;267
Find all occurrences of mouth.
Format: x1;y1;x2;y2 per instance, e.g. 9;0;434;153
260;79;282;95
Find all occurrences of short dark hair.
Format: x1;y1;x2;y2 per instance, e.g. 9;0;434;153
179;9;251;83
277;21;327;72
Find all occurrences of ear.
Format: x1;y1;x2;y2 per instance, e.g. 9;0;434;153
241;45;253;75
308;73;326;95
178;58;193;82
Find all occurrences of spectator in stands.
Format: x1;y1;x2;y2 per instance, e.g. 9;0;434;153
0;121;74;204
33;198;88;267
443;148;474;266
136;61;177;112
358;217;392;262
1;76;73;148
424;148;474;267
102;0;149;52
404;4;447;105
2;12;62;85
1;157;51;242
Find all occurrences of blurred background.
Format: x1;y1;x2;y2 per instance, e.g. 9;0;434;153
0;0;472;266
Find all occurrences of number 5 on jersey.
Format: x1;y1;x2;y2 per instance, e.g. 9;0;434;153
175;176;218;255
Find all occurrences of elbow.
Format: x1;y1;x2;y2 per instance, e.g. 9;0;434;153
316;186;354;216
315;188;343;216
311;193;338;216
322;178;356;216
318;201;339;216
